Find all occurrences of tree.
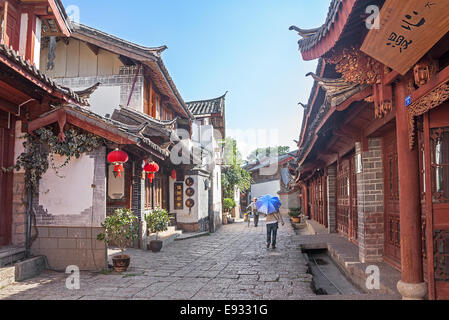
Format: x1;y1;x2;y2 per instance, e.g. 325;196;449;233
221;138;252;198
246;146;290;163
222;137;243;166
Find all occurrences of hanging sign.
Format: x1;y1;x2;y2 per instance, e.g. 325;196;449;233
361;0;449;75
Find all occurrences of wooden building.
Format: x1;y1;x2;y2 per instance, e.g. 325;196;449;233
290;0;449;299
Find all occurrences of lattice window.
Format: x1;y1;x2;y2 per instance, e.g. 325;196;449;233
434;230;449;281
388;216;401;248
431;127;449;203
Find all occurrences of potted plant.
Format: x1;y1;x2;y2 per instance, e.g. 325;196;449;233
288;208;301;223
223;198;236;225
145;207;170;253
97;208;138;272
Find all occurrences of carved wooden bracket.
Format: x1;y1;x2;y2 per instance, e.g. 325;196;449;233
373;80;393;119
408;80;449;149
325;47;384;85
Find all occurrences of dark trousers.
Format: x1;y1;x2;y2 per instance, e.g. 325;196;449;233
254;213;259;227
266;222;279;246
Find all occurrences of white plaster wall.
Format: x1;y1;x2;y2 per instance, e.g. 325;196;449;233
33;18;41;67
39;154;94;217
279;192;301;214
250;180;280;199
212;164;222;214
81;86;121;117
19;13;28;57
197;175;209;221
234;186;241;217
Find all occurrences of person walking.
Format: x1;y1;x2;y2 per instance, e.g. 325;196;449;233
246;198;260;227
265;210;284;249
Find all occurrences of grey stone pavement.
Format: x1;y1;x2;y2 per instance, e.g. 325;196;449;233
0;216;316;300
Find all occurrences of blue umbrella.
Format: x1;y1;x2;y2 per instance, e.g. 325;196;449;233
256;195;281;215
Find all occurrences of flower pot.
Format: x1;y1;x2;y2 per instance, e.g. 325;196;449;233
148;240;163;253
291;216;301;223
112;254;130;272
222;213;228;225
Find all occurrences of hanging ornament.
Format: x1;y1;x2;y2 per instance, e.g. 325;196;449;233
143;160;160;183
171;169;177;180
107;148;128;178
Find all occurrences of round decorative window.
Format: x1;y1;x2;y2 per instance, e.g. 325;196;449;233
186;187;195;197
185;199;195;208
185;177;194;186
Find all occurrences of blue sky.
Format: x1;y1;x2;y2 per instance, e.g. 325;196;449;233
62;0;330;158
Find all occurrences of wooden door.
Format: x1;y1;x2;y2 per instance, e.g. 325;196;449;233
383;130;401;266
424;106;449;299
0;123;14;246
349;156;358;242
337;159;350;237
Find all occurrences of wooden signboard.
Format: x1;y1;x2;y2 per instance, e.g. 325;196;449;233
174;182;183;210
361;0;449;75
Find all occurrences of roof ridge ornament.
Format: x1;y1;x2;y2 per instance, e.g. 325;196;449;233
289;26;320;39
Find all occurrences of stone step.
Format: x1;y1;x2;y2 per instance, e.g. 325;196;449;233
174;231;210;241
0;247;26;267
0;256;47;290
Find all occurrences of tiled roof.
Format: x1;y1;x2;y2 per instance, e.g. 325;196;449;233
291;0;343;52
72;23;168;58
38;105;171;158
0;44;88;106
186;93;227;116
70;23;194;119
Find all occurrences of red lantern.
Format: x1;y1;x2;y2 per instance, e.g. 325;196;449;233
171;169;177;180
107;149;128;178
143;161;159;183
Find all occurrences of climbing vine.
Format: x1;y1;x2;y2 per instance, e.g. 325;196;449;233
14;127;104;192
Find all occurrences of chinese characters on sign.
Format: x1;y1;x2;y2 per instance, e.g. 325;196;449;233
386;7;429;53
174;182;183;210
361;0;449;75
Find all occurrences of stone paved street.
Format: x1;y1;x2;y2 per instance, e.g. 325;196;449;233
0;216;315;300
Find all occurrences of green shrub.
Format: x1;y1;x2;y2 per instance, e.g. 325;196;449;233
288;208;301;217
97;208;139;253
145;207;170;240
223;198;236;212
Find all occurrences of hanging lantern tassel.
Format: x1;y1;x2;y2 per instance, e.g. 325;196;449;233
114;164;124;177
171;169;177;180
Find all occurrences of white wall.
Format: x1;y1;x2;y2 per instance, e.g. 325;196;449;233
39;155;94;216
37;148;106;227
70;85;121;117
250;180;280;199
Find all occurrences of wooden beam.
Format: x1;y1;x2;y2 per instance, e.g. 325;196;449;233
86;43;99;56
336;87;373;111
27;109;63;133
0;97;19;115
47;0;71;37
364;106;396;137
384;70;400;85
411;63;449;104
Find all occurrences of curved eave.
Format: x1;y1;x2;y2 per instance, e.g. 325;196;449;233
300;0;358;61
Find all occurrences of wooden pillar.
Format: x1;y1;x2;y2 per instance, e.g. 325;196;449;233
395;81;427;300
